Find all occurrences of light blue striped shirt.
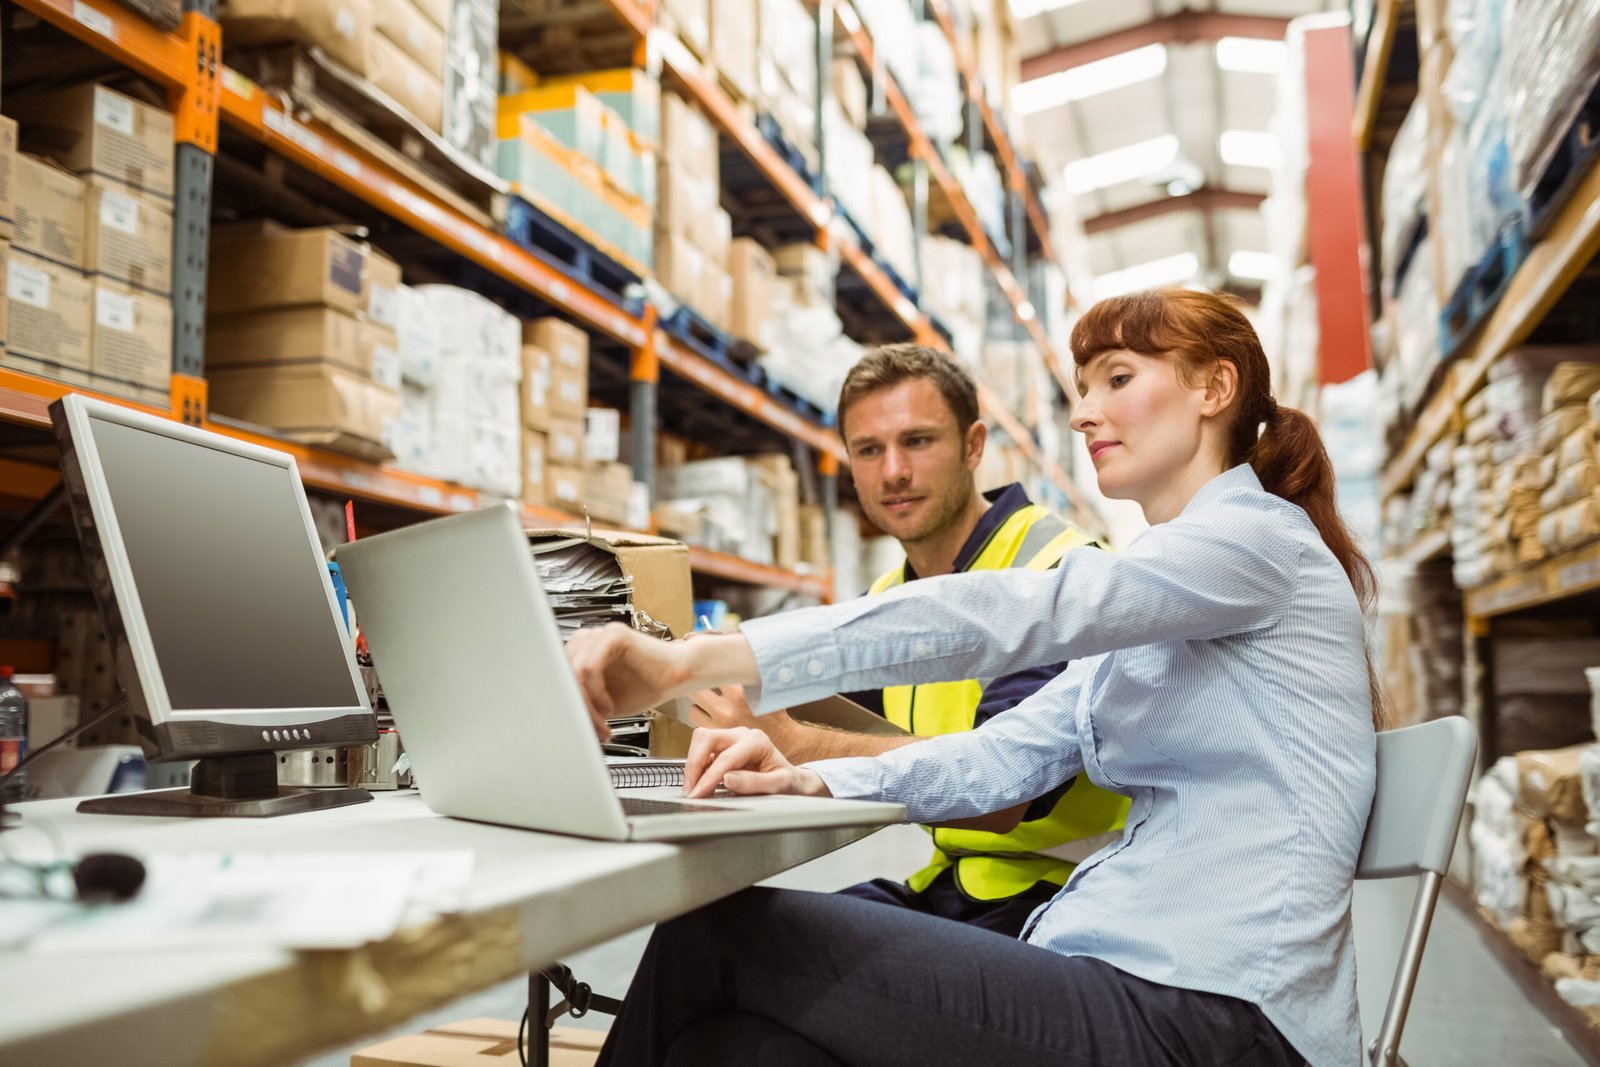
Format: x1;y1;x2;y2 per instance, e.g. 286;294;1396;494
740;465;1376;1066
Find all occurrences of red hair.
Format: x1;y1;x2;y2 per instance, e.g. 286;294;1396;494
1071;288;1385;729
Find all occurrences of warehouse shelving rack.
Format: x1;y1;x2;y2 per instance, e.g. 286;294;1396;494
0;0;1095;604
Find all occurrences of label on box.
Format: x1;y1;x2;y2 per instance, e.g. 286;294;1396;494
627;482;650;530
94;91;135;135
336;6;358;37
554;474;580;503
73;1;115;39
558;342;583;368
100;189;140;235
372;345;401;391
558;379;583;406
96;288;135;331
9;261;50;308
329;244;364;297
369;285;400;329
553;432;581;462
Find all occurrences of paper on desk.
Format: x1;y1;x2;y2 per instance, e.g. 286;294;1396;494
21;851;474;954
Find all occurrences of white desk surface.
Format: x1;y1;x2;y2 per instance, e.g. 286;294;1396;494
0;791;884;1067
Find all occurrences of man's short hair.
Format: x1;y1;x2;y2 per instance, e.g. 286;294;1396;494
837;344;981;437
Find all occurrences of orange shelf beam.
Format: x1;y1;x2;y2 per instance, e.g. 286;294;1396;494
688;546;833;600
14;0;193;89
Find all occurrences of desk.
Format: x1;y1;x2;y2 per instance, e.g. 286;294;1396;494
0;791;886;1067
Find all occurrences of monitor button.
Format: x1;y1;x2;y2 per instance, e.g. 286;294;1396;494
262;730;271;741
272;730;281;741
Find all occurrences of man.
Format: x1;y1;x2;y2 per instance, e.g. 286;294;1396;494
691;343;1129;936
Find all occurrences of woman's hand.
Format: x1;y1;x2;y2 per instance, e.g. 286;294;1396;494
566;623;694;738
684;727;832;800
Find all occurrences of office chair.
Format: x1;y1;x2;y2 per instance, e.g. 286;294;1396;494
1357;715;1478;1067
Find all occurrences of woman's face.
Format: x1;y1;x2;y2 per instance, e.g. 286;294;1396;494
1070;348;1215;506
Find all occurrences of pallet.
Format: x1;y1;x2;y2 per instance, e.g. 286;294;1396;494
835;205;921;307
232;47;501;226
747;363;834;427
500;193;645;312
1524;74;1600;241
1439;217;1528;357
659;304;754;372
755;112;823;194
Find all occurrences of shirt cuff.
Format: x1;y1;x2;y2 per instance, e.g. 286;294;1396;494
808;756;889;802
739;610;846;711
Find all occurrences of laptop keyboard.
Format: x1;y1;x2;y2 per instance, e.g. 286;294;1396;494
620;796;740;816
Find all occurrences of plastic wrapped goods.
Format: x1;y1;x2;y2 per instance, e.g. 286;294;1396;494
1502;0;1600;197
1380;100;1430;297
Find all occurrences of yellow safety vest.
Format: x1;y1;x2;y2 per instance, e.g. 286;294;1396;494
869;503;1131;901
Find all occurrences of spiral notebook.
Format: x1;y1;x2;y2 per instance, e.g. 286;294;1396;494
605;756;687;789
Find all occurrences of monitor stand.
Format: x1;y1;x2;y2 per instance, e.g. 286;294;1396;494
76;752;373;817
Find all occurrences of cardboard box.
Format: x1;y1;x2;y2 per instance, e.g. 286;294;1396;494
550;359;587;420
521;343;552;430
413;0;447;28
660;0;709;55
207;361;401;457
832;57;868;131
546;68;661;144
365;249;402;329
20;83;175;197
208;224;368;315
711;0;758;99
525;316;588;376
548;414;586;467
653;229;704;308
14;155;86;269
521;427;547;505
0;241;9;351
774;241;833;304
442;0;498;169
352;1019;603;1067
546;463;585;510
798;502;827;567
0;117;16;241
91;280;171;395
85;179;172;294
660;92;717;184
586;406;622;464
206;306;369;375
372;0;446;75
1518;745;1590;823
6;251;91;372
368;32;444;131
526;529;693;638
728;237;774;347
585;460;634;524
654;160;717;243
219;0;371;77
363;319;402;390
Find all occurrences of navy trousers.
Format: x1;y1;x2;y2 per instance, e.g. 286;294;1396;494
837;865;1061;938
596;887;1309;1067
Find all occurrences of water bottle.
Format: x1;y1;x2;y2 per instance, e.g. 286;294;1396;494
0;666;28;801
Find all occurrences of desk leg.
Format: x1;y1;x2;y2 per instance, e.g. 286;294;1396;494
529;971;551;1067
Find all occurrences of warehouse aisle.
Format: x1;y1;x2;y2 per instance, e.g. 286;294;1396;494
312;828;1591;1065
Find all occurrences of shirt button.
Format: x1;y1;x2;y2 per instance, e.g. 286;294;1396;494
777;667;795;684
914;641;930;657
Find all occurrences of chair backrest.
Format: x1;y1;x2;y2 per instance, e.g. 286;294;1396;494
1356;716;1478;881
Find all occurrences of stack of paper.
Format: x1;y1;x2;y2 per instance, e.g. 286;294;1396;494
528;537;634;638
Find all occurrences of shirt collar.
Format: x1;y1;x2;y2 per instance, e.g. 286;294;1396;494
903;483;1033;581
1179;464;1263;518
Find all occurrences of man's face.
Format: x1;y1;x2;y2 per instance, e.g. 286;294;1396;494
843;378;983;546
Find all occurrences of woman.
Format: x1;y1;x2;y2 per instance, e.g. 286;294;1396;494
567;288;1382;1066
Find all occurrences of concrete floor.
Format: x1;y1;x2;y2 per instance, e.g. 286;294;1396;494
310;825;1592;1065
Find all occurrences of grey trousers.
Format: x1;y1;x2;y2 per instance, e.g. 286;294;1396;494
596;887;1308;1067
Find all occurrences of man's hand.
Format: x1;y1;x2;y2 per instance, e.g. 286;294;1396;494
687;685;762;729
565;623;694;739
684;727;831;799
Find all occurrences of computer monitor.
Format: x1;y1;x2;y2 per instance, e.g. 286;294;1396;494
50;394;377;817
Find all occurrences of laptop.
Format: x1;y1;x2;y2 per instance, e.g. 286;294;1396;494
335;505;905;841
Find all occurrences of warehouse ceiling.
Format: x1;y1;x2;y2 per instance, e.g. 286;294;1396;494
1012;0;1337;302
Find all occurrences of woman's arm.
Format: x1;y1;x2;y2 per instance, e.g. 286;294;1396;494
740;497;1299;712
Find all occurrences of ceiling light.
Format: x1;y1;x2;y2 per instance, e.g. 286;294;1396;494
1010;0;1089;18
1220;129;1281;169
1216;37;1288;75
1013;44;1168;114
1092;253;1200;300
1229;250;1277;281
1063;134;1180;194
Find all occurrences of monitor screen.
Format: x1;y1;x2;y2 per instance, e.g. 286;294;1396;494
86;416;364;713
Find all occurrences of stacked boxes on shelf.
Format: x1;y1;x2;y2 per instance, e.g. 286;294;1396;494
522;316;588;512
654;92;731;333
1;84;176;404
710;0;759;103
755;0;819;172
758;241;864;416
497;72;657;273
205;223;402;459
655;453;801;569
219;0;497;164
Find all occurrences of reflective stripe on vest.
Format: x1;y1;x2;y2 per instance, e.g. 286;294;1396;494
869;506;1131;901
